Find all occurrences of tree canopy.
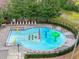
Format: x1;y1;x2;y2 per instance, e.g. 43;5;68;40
59;0;79;12
7;0;61;20
0;9;4;25
7;0;24;19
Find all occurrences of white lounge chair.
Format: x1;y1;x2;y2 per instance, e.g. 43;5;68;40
16;22;19;25
25;21;27;24
28;21;30;24
22;21;24;25
31;21;33;24
35;21;36;24
20;21;21;25
10;22;13;25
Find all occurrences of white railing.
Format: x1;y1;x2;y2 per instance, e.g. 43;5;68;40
10;21;37;25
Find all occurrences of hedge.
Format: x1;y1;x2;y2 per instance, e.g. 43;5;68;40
24;45;75;59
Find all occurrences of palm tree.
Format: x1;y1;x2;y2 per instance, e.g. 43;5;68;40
52;31;60;42
0;9;4;26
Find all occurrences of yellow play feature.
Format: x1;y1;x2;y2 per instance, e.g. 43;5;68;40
13;37;16;44
16;28;19;32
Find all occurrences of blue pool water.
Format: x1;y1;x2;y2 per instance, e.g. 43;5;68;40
7;27;66;51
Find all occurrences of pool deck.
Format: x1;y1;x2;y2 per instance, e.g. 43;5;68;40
0;25;79;59
0;26;10;47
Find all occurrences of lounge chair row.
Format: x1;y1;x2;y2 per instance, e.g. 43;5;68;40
10;21;37;25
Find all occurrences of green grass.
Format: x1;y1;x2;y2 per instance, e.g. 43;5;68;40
61;10;79;24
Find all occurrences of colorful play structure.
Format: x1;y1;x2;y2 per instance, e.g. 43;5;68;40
13;37;16;44
52;32;60;42
13;27;62;45
16;28;19;32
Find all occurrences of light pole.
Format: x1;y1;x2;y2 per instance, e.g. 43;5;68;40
17;44;20;59
71;32;79;59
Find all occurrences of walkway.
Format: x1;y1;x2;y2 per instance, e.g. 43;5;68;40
0;47;8;59
0;26;10;47
7;46;24;59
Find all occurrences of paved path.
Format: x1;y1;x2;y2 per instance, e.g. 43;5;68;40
7;46;24;59
0;47;8;59
0;26;10;48
0;26;10;59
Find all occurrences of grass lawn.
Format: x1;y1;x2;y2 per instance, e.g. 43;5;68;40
61;10;79;24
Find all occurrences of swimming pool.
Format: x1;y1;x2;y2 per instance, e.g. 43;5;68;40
7;27;66;51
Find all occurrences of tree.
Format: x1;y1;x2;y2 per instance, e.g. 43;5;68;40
7;0;24;19
0;9;4;26
59;0;79;12
25;0;61;20
7;0;61;20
